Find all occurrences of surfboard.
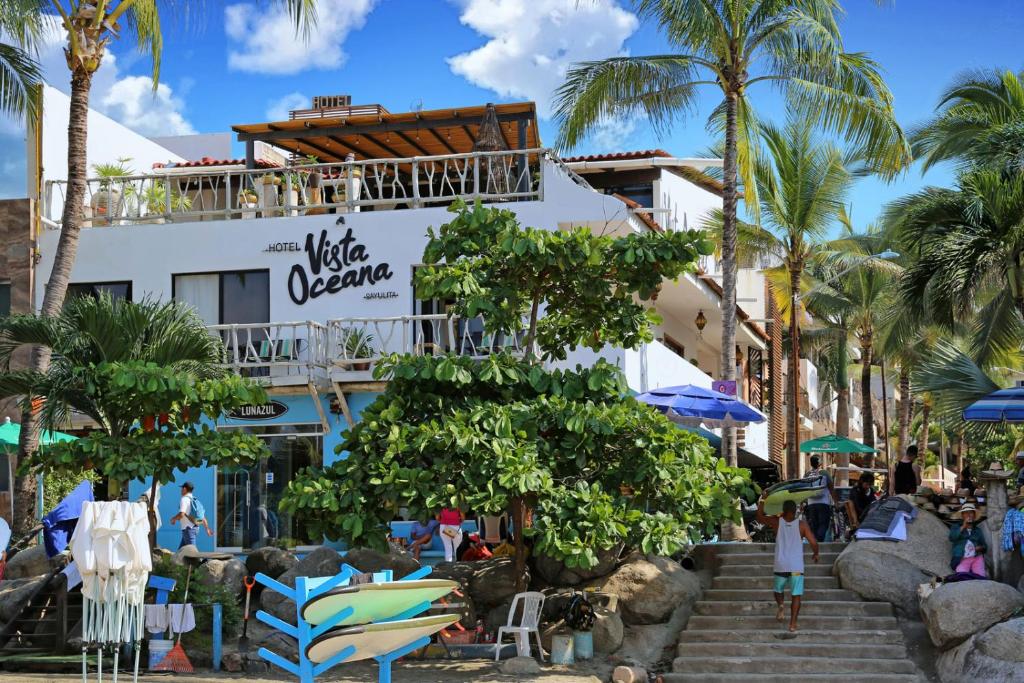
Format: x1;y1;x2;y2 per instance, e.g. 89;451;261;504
762;474;828;515
305;614;459;664
301;579;458;626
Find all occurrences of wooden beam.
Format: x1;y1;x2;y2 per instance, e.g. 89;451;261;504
395;129;438;156
308;382;331;433
291;138;341;163
461;125;477;145
235;111;535;142
362;133;407;159
332;382;355;429
244;140;255;170
325;136;364;160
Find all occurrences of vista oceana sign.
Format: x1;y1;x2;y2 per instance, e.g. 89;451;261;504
228;400;290;421
286;228;394;305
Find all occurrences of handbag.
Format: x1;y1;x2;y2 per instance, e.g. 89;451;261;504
442;526;459;539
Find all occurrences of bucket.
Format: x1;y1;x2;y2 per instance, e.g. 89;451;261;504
573;630;593;660
148;638;173;669
551;632;574;665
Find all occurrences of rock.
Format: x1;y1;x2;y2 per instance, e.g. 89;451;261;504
920;580;1024;650
485;599;514;634
533;546;621;586
937;618;1024;682
431;561;476;586
0;576;47;622
221;652;244;672
612;665;647;683
500;655;540;675
260;546;344;621
589;554;701;625
245;546;297;580
468;557;527;609
4;545;52;579
835;550;931;615
593;606;624;653
428;562;477;627
343;545;420;579
173;544;197;565
198;558;247;596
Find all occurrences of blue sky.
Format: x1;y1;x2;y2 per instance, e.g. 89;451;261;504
2;0;1023;228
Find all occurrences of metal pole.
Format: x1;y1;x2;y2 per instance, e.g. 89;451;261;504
881;360;891;485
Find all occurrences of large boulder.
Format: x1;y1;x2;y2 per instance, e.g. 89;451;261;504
835;504;951;613
937;617;1024;682
428;562;477;628
468;557;526;610
5;545;52;580
343;545;419;579
589;554;701;625
259;546;344;621
592;606;624;653
533;546;621;586
920;581;1024;650
835;550;930;615
198;558;247;597
245;546;297;580
0;576;47;622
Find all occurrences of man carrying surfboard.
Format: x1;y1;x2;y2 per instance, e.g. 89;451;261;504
756;493;819;632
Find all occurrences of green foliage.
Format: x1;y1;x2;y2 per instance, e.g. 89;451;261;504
43;467;100;514
968;427;1023;473
417;200;714;361
152;556;242;640
282;353;753;568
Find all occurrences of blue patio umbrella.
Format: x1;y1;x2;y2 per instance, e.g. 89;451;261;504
963;386;1024;422
635;384;767;428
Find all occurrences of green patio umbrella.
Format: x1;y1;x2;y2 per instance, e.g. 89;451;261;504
799;434;876;453
0;416;77;449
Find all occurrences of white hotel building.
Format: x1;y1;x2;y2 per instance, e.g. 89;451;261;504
2;89;796;550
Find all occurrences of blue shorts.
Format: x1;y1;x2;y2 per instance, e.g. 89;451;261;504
773;572;804;596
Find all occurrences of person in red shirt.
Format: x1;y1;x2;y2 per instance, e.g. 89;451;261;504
437;507;463;562
461;533;493;562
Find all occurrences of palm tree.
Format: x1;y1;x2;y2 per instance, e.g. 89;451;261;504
705;117;852;477
10;1;319;534
553;0;908;471
0;0;44;118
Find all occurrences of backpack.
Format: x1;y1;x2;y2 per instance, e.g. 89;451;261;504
563;591;596;631
188;495;206;522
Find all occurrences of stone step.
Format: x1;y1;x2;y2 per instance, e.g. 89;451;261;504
716;564;834;577
662;674;918;683
671;655;918;675
703;588;862;602
708;542;848;555
677;641;909;660
718;552;840;566
712;576;840;590
677;629;905;646
694;600;892;618
686;615;900;631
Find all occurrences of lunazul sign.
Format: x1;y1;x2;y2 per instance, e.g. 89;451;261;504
228;400;290;421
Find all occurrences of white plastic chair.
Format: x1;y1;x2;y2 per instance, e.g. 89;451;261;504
494;591;545;661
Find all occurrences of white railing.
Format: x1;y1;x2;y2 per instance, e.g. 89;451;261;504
43;149;547;227
209;321;329;382
327;314;524;371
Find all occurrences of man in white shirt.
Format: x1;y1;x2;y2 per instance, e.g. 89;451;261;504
168;482;211;548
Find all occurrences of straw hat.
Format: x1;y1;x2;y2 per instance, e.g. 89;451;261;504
982;461;1014;479
916;485;935;496
956;488;971;497
951;502;985;521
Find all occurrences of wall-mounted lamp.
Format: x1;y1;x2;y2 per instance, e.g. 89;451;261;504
695;309;707;337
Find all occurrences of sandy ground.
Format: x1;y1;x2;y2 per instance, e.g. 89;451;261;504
0;660;610;683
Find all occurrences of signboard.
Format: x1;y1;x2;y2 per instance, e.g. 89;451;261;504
227;400;290;421
712;380;737;397
274;227;395;305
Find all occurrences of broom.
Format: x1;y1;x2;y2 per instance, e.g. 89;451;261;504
152;562;194;673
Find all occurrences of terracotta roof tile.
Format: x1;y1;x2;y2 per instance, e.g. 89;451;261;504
562;149;673;163
152;157;280;170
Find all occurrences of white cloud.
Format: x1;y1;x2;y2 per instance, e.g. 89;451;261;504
590;114;639;152
266;92;309;121
225;0;377;75
100;77;196;136
448;0;638;118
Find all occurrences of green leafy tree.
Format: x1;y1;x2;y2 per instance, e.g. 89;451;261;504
0;0;44;118
0;294;269;546
554;0;909;475
283;202;751;589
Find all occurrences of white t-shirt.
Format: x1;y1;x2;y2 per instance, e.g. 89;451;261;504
179;494;196;529
963;540;976;558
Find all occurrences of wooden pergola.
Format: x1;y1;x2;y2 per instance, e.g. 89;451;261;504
232;101;540;166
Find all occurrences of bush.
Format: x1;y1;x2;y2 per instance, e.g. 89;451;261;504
43;468;100;514
152;556;242;642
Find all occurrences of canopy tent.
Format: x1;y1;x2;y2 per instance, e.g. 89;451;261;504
42;479;94;557
963;386;1024;422
0;416;77;448
800;435;877;454
636;384;767;428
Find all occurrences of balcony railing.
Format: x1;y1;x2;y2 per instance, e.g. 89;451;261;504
43;149;547;228
209;321;329;385
327;314;524;374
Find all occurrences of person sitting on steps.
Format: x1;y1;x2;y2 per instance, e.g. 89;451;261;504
756;493;820;632
845;471;878;531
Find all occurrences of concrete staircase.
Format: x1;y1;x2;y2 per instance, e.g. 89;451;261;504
664;542;920;683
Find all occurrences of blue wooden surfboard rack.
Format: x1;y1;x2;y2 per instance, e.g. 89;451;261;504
253;562;435;683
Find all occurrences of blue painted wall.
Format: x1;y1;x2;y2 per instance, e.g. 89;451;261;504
129;391;381;551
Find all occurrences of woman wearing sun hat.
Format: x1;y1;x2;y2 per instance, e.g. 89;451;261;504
949;503;987;576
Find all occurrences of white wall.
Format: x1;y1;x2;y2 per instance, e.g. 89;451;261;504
149;133;231;161
653;168;720;233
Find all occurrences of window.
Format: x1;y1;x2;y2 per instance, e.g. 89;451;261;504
0;282;10;317
663;334;685;359
67;281;132;303
173;270;269;324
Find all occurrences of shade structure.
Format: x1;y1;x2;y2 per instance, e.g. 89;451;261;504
635;384;766;428
963;386;1024;422
0;416;77;448
800;434;876;454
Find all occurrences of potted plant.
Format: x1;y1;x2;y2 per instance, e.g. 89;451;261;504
238;188;259;219
260;173;281;216
303;155;325;214
280;172;303;214
91;157;133;224
140;181;192;223
343;328;375;371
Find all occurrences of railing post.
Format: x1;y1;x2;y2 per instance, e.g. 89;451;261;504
224;171;233;221
472;155;480;198
411;160;421;208
164;176;173;222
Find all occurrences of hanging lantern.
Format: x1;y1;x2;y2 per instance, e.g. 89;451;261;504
695;309;707;336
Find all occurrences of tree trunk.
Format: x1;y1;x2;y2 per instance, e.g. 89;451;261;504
787;267;802;479
12;68;93;535
897;366;911;461
834;330;850;487
917;400;931;461
510;495;529;593
859;332;875;467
